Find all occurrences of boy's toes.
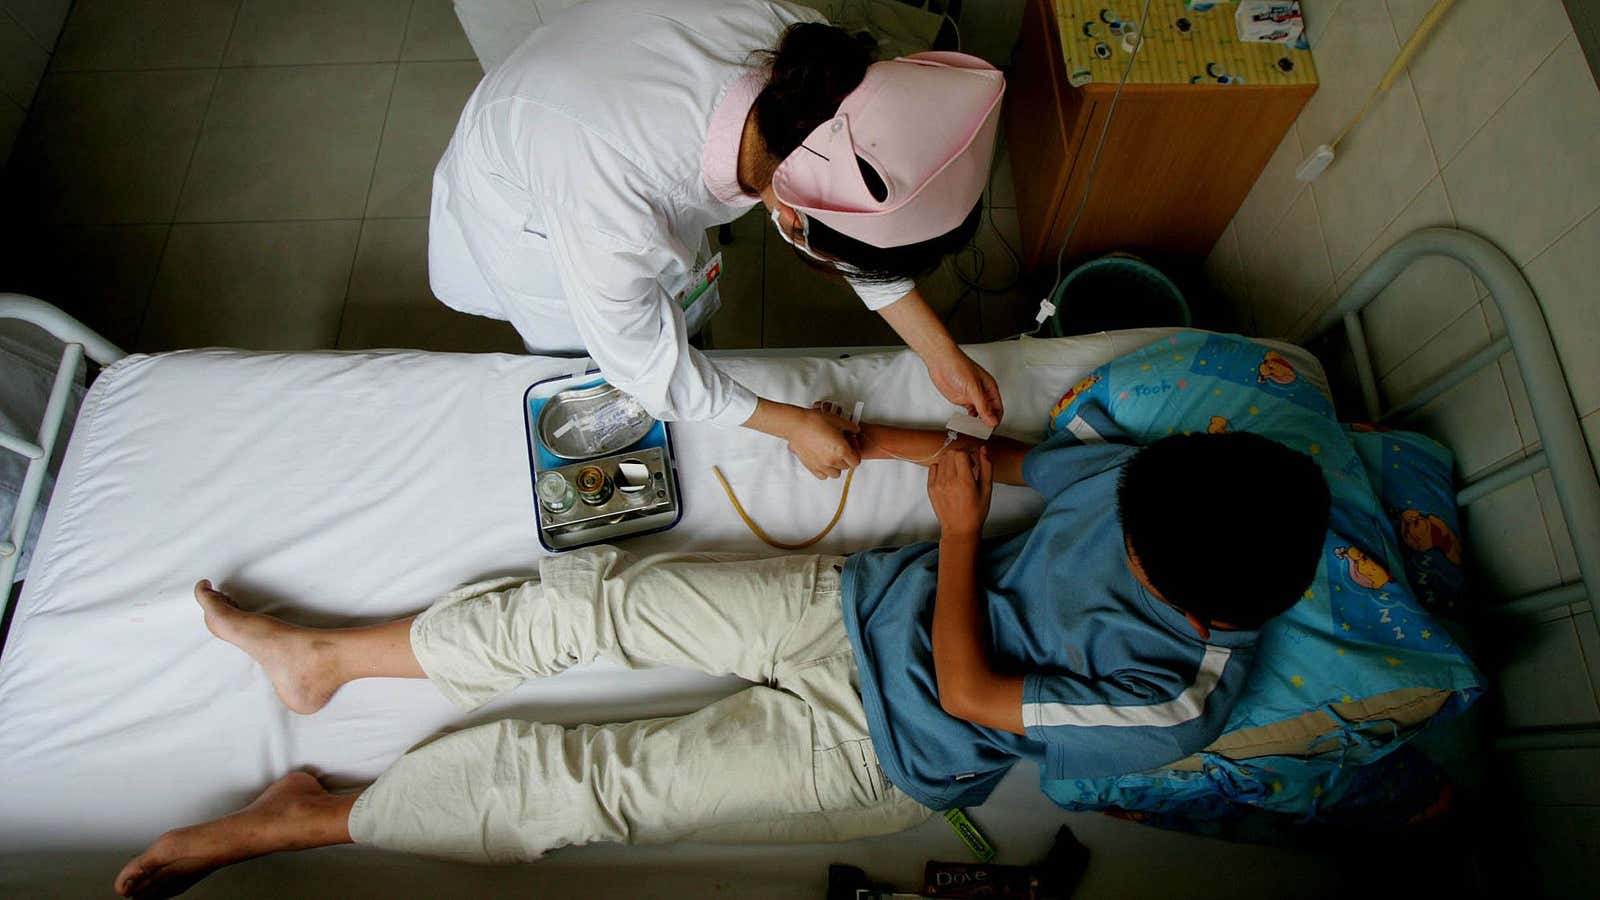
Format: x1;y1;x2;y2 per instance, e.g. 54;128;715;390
194;580;228;602
114;857;151;897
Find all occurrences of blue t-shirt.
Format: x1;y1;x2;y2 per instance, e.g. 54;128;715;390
840;411;1260;810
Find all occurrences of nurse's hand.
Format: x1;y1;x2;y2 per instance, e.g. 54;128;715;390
875;291;1004;427
743;399;861;480
928;349;1003;427
787;406;862;479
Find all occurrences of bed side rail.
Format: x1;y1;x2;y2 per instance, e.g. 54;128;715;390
0;295;126;588
1305;228;1600;752
1307;229;1600;625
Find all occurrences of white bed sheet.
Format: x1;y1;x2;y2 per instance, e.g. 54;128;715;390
0;332;1353;898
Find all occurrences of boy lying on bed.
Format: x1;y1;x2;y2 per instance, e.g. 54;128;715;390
115;409;1330;899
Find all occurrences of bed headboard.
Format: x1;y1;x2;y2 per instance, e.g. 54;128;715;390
0;295;126;588
1304;227;1600;755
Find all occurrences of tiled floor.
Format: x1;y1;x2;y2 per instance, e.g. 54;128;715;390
0;0;1024;356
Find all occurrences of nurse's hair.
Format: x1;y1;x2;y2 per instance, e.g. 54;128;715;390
805;204;983;284
751;23;874;170
752;23;984;284
1117;432;1330;630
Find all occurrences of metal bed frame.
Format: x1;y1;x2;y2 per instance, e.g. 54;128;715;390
0;294;124;589
1305;227;1600;754
4;227;1599;756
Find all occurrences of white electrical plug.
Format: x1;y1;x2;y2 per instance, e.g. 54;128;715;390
1295;144;1335;182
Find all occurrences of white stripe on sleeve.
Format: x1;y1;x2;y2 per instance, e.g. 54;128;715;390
1022;645;1232;729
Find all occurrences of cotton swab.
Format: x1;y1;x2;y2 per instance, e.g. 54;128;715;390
1295;0;1458;182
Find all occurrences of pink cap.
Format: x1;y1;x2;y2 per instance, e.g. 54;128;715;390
771;51;1005;249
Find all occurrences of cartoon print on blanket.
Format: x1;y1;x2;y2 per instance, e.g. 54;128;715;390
1078;744;1455;841
1039;331;1481;824
1345;425;1468;613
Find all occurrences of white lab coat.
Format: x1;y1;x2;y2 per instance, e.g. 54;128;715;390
430;0;907;427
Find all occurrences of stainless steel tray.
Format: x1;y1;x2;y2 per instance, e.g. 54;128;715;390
524;370;682;552
536;383;654;460
537;446;676;536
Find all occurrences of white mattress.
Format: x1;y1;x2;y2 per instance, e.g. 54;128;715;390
0;332;1354;898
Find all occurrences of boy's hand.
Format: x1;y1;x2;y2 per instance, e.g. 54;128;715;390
927;447;992;540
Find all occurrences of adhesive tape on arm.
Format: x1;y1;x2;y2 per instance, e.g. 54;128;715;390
946;412;995;440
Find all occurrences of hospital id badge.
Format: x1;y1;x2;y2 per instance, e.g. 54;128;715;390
674;251;722;337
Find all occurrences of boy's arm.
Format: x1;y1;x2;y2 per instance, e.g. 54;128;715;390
926;448;1026;735
858;423;1033;486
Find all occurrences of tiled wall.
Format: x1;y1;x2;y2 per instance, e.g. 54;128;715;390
0;0;70;165
1204;1;1600;892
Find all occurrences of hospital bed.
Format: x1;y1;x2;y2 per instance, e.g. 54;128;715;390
0;228;1595;897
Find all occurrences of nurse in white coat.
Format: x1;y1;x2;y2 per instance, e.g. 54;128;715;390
429;0;1006;478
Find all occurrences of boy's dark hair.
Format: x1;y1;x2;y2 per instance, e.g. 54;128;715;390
751;22;984;284
1117;432;1330;630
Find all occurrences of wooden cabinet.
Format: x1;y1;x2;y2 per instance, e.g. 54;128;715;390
1005;0;1318;270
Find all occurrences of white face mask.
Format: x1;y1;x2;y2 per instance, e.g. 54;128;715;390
771;206;867;277
771;206;830;264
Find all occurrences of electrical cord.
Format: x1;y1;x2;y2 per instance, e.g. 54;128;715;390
1045;0;1155;325
945;0;1153;340
952;148;1024;294
844;0;956;55
958;0;1156;344
941;127;1025;330
942;11;961;51
966;0;1156;345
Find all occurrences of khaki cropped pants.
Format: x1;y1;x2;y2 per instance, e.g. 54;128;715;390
346;547;930;862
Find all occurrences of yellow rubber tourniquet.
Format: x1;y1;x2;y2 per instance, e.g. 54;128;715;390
712;466;854;551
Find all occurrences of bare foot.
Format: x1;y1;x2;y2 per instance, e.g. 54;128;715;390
194;580;343;714
114;772;354;899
